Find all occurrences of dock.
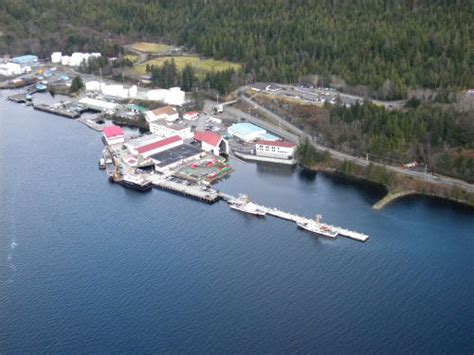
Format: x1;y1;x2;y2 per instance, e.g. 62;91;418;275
8;93;30;103
78;115;106;131
220;193;369;242
148;175;220;204
33;103;80;119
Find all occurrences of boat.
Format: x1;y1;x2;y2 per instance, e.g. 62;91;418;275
35;83;47;92
98;158;106;170
117;174;152;192
296;215;338;238
229;194;267;216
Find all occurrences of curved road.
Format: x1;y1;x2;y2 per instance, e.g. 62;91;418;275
236;90;474;193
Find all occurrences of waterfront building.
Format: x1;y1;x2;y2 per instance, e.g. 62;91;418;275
194;131;229;156
255;140;296;160
102;125;125;145
126;135;183;158
227;122;267;142
78;97;119;112
0;62;30;76
149;144;204;173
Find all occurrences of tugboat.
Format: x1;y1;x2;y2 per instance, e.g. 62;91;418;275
117;174;152;192
296;215;338;238
229;194;267;216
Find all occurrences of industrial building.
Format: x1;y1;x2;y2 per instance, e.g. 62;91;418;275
149;144;204;173
102;125;125;145
0;62;31;76
145;106;179;123
194;131;229;156
85;81;138;99
126;135;183;158
12;55;38;65
255;140;296;160
79;97;119;112
227;122;280;142
149;120;193;139
146;87;185;106
52;52;101;67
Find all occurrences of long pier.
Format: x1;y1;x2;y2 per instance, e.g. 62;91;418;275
220;193;369;242
33;103;80;118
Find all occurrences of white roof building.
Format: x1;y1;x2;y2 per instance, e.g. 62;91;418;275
51;52;62;63
0;62;30;76
145;106;179;123
149;120;193;140
79;97;119;112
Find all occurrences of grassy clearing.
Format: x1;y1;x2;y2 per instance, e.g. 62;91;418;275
134;55;242;76
131;42;174;54
124;54;140;63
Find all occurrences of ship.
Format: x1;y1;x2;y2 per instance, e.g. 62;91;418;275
98;157;106;170
296;215;338;238
117;174;152;192
229;194;267;216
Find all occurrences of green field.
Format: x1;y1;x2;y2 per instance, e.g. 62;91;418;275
130;42;174;54
135;56;241;76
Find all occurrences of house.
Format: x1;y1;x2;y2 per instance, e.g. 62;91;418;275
145;106;179;123
102;125;124;145
255;140;296;160
183;111;199;121
126;135;183;158
194;131;229;156
149;120;193;139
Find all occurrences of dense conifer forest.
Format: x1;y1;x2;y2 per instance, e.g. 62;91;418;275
1;0;472;99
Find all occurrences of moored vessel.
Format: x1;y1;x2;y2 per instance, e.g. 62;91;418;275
229;194;267;216
296;215;338;238
116;174;152;192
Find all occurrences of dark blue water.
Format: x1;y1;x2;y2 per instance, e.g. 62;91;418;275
1;95;473;353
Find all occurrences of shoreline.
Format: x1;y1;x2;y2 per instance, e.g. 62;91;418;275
299;163;474;210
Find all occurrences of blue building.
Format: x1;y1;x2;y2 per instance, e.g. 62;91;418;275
12;55;39;65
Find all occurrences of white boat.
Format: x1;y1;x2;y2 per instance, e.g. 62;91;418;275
296;215;338;238
229;194;267;216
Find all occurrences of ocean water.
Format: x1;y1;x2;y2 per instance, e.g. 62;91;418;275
0;94;473;353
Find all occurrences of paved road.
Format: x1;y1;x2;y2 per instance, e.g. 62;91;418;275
236;90;474;193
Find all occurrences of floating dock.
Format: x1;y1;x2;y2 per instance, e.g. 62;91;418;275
8;93;30;103
33;103;80;118
220;193;369;242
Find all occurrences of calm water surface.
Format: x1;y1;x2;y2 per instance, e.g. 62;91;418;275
1;93;473;353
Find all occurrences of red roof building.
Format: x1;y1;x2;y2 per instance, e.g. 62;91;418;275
102;125;124;145
184;111;199;120
194;131;229;156
255;140;296;160
103;125;124;138
136;135;183;157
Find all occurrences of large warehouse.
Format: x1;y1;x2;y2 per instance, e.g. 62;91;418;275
227;123;279;142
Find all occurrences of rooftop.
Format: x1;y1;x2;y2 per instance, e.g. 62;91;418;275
194;131;222;147
257;140;296;148
151;120;189;131
137;135;182;154
103;125;124;138
150;105;177;116
228;122;266;135
149;144;203;167
125;134;163;148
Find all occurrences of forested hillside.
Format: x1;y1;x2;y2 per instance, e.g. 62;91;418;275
1;0;472;99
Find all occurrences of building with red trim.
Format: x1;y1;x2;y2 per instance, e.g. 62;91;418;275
255;140;296;160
